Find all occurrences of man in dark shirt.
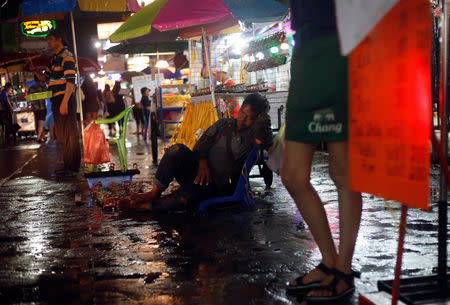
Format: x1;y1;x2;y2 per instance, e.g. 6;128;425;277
0;82;14;146
31;30;81;174
119;93;273;212
28;75;48;143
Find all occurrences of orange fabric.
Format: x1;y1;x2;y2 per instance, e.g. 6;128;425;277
83;122;110;164
348;0;431;210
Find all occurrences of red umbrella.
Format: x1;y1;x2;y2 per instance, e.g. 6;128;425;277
77;57;100;75
0;52;40;67
23;55;100;75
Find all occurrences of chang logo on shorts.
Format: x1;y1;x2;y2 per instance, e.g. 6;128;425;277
308;108;342;134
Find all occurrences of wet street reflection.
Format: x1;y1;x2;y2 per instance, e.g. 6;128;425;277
0;136;448;305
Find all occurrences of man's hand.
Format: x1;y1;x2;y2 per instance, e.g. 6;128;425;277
194;159;211;186
59;101;68;115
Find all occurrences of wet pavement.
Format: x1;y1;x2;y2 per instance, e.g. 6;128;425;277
0;124;449;305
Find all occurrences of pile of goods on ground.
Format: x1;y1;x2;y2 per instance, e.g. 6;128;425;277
91;181;143;208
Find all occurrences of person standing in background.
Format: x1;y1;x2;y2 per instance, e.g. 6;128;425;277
150;90;159;165
140;87;151;141
31;29;80;175
132;89;145;136
81;75;101;123
110;81;125;134
28;75;48;143
103;84;115;136
0;82;15;146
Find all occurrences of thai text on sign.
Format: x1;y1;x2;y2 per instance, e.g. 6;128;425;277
349;0;431;210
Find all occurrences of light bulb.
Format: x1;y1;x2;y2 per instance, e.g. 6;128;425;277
155;60;169;68
280;42;289;50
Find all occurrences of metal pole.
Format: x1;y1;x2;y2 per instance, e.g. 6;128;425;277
201;27;217;115
70;12;84;144
438;0;448;294
188;39;192;92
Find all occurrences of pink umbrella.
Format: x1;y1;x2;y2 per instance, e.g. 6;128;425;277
151;0;232;32
110;0;238;42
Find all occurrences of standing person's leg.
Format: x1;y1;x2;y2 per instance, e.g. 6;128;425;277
307;141;362;297
52;97;64;147
66;95;81;172
53;95;81;172
143;108;150;141
150;112;158;165
49;124;55;142
133;109;140;134
37;120;44;141
282;140;337;287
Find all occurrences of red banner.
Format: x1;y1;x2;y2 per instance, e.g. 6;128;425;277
349;0;431;210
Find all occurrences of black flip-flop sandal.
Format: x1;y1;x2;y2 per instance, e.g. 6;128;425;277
286;262;333;294
306;268;360;302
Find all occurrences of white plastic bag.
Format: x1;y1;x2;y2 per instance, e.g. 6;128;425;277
266;123;285;175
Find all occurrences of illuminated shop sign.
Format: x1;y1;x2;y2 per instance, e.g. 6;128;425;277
21;20;55;38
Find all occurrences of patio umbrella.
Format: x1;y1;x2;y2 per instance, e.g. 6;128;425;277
106;41;189;54
109;0;287;42
109;0;238;42
0;53;41;68
21;0;140;15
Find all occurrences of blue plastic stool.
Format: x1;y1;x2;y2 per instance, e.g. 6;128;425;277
196;147;259;212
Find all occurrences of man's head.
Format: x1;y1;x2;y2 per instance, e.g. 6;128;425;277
140;87;150;96
237;93;269;130
47;30;65;53
3;82;12;93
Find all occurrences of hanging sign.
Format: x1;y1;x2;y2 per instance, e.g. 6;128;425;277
348;0;431;210
21;20;55;38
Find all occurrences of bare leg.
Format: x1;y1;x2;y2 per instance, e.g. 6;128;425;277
281;140;337;285
37;120;45;141
308;141;362;297
49;125;56;141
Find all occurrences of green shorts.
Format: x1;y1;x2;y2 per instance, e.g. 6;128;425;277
286;31;348;143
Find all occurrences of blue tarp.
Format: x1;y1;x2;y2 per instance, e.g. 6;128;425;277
21;0;76;16
223;0;288;23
